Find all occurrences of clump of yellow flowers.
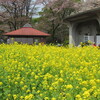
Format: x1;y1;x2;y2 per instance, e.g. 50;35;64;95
0;43;100;100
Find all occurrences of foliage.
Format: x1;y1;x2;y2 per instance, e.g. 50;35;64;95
0;0;38;31
34;0;78;43
34;0;100;43
80;41;93;47
76;0;100;12
32;18;41;25
0;43;100;100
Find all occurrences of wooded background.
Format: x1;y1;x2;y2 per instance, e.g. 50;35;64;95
0;0;100;43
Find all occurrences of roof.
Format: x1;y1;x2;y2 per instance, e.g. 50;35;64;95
65;7;100;22
4;24;50;37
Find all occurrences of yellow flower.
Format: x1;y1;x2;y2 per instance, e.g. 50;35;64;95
89;80;96;86
75;94;82;100
35;75;38;79
25;96;29;100
13;94;17;100
37;90;40;93
65;84;73;89
83;91;90;98
49;87;53;90
82;88;87;91
58;78;64;82
66;93;71;97
25;94;34;100
40;94;43;96
44;97;49;100
26;89;30;93
7;94;11;97
0;44;100;99
76;95;81;98
32;87;36;90
60;70;63;74
81;81;88;86
15;82;18;85
20;81;24;85
0;82;3;86
20;96;24;99
51;97;56;100
29;94;34;99
22;85;27;90
93;92;98;97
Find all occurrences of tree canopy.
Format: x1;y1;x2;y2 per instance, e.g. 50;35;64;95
0;0;100;43
0;0;38;31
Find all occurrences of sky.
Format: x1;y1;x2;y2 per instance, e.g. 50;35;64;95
33;5;43;18
32;0;44;18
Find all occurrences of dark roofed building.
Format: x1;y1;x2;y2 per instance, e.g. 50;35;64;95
4;24;50;44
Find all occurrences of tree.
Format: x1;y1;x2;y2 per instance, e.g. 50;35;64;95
35;0;78;43
36;0;100;43
76;0;100;12
0;0;38;31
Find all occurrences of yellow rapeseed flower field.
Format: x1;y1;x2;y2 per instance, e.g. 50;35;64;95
0;43;100;100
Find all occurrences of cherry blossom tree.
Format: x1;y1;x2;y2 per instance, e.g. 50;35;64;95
0;0;39;30
77;0;100;12
34;0;78;43
36;0;100;43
